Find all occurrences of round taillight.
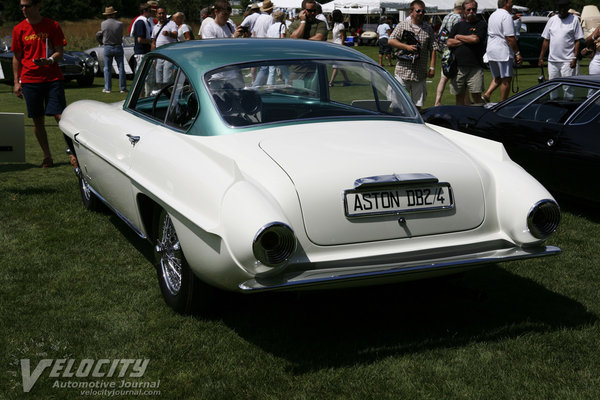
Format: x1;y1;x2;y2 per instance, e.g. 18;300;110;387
252;223;296;267
527;200;560;239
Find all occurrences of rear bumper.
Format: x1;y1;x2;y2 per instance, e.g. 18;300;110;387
239;244;561;291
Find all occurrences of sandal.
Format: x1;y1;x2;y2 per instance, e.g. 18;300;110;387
481;94;490;104
41;157;54;168
329;82;334;87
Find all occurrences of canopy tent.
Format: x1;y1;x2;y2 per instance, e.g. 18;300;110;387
380;0;499;11
321;0;500;14
273;0;500;14
321;1;383;14
271;0;304;9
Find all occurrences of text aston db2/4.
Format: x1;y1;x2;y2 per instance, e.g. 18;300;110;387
59;39;561;314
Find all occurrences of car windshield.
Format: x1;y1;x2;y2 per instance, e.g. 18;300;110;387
205;60;419;127
497;83;598;124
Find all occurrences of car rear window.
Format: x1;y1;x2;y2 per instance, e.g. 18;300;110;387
204;60;420;127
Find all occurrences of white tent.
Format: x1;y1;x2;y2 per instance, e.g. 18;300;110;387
381;0;499;11
321;0;383;14
275;0;500;14
320;0;500;13
271;0;304;9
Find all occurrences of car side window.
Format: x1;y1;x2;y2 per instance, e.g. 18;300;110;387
165;72;198;131
128;56;177;122
513;84;593;124
570;95;600;125
495;85;556;118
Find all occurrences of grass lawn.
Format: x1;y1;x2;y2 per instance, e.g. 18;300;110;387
1;45;599;399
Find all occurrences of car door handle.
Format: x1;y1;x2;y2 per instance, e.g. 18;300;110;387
126;134;141;146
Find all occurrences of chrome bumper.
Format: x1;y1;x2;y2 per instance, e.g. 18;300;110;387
239;245;561;291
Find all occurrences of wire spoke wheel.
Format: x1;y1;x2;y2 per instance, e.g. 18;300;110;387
153;208;217;315
156;213;183;295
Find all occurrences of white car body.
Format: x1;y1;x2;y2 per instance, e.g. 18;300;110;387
59;39;560;314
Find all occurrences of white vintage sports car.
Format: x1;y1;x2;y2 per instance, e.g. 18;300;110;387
59;39;561;314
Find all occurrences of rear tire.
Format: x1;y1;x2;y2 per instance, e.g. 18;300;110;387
153;208;216;315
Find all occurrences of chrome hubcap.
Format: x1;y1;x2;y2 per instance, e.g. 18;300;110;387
156;214;182;295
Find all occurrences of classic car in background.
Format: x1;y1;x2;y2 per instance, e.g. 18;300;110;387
422;75;600;203
59;39;560;315
84;36;136;76
0;35;97;86
518;16;549;65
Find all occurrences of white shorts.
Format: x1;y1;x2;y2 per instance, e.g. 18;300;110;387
488;60;514;79
394;75;427;107
548;61;577;80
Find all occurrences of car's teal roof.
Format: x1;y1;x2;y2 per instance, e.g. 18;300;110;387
152;38;377;73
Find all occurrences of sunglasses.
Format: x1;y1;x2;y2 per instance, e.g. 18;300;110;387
466;7;477;11
305;8;317;13
413;9;425;14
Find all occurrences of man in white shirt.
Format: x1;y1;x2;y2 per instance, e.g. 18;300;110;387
151;6;178;49
538;0;584;79
239;3;260;36
252;0;274;38
151;6;178;88
198;7;214;38
202;0;244;39
482;0;522;102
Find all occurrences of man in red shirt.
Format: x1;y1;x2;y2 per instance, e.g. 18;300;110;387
12;0;67;168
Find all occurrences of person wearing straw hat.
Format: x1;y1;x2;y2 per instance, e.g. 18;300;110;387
252;0;275;38
99;6;127;94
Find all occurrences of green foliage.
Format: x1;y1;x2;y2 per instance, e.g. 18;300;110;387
153;0;209;24
2;0;152;22
3;0;600;25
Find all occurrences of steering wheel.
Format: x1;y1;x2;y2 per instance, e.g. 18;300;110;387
152;83;175;118
533;101;565;123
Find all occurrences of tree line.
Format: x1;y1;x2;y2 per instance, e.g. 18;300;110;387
3;0;599;25
2;0;213;24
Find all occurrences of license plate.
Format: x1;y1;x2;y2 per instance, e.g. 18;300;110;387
344;183;453;218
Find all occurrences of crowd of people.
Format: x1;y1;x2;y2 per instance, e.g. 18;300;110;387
9;0;600;168
389;0;596;108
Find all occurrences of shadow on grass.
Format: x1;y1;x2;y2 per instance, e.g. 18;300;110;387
0;163;38;173
0;160;71;172
103;207;596;372
107;213;155;263
214;267;596;372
